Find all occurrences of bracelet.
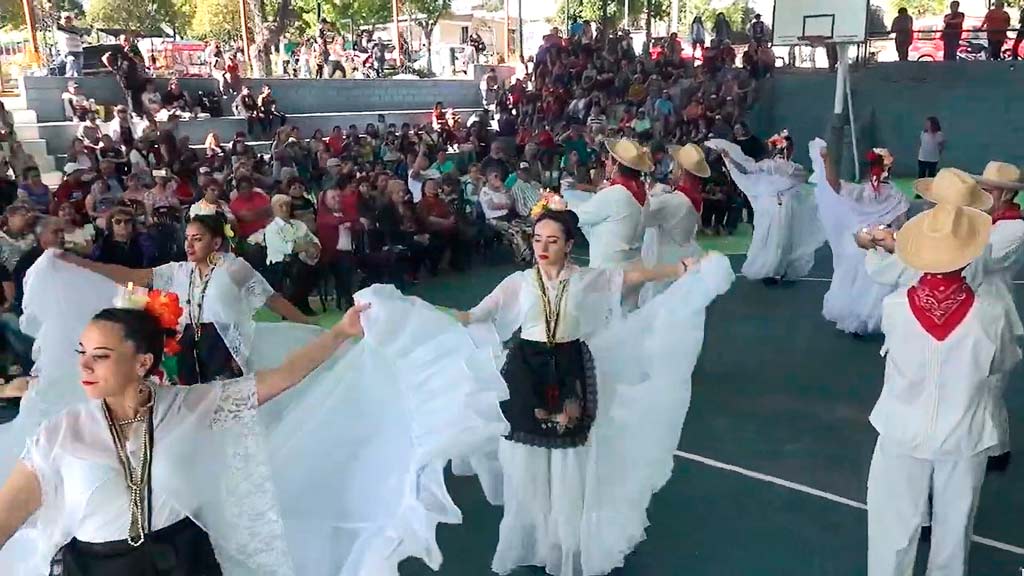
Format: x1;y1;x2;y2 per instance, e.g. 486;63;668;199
680;260;689;274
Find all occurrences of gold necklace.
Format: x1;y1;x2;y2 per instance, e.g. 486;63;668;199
102;386;153;547
186;260;217;340
534;265;569;347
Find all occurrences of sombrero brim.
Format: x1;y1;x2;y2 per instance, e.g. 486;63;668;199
896;206;992;273
913;178;994;211
606;140;654;173
668;145;711;178
971;175;1024;191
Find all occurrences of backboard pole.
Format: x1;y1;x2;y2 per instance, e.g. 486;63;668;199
829;44;851;181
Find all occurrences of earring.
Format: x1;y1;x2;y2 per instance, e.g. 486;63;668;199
207;252;222;267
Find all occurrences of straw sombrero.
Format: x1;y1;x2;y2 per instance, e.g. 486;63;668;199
668;143;711;178
896;203;992;274
606;139;654;173
971;161;1024;191
912;167;993;211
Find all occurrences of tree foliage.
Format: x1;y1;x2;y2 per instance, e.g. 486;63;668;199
289;0;392;38
404;0;451;73
85;0;181;33
189;0;241;41
550;0;751;32
888;0;947;18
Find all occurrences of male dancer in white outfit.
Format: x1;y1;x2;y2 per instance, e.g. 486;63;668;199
866;169;1020;576
640;143;705;303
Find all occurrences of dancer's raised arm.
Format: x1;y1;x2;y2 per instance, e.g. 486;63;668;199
623;256;702;288
255;303;367;405
58;251;153;287
0;462;41;549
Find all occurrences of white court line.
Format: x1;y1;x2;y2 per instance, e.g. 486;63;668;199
673;450;1024;556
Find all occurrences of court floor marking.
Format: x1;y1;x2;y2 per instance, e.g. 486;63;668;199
673;450;1024;556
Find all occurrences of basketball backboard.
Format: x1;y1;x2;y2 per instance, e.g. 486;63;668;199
771;0;870;45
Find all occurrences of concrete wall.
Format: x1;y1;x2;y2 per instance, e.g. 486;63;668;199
21;75;482;123
747;62;1024;178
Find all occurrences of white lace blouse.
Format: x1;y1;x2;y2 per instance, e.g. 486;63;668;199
468;264;624;343
152;254;275;371
15;377;292;574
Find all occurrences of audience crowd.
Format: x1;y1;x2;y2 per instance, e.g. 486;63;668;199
0;20;774;377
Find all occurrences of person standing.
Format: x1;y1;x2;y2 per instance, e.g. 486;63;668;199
942;1;965;61
917;116;944;178
980;0;1012;60
54;12;88;77
864;173;1018;576
691;15;706;56
747;14;769;49
890;8;914;62
101;35;147;117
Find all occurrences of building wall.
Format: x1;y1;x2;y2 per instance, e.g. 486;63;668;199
22;75;482;124
747;62;1024;178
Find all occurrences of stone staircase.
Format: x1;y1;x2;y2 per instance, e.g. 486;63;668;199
3;95;61;187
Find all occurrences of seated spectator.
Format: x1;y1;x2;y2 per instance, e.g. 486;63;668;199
258;194;320;315
52;162;94;219
162;78;195;115
430;149;456;175
84;177;121;227
17;167;51;213
140;79;163;116
12;216;63;323
233;86;260;135
189;180;235;223
54;201;92;254
631;108;653;142
61;80;96;122
258;85;287;133
75;112;103;146
316;184;361;310
90;206;154;268
230;175;272;264
509;161;542;217
373;179;429;285
0;204;35;273
416;178;462;274
146;169;182;215
479;168;513;226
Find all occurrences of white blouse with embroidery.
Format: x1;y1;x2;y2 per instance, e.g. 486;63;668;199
152;254;275;371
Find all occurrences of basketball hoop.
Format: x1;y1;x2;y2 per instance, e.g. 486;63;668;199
798;35;832;48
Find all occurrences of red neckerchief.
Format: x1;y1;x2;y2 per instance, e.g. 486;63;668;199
675;173;703;213
907;270;975;341
991;203;1023;224
611;174;647;206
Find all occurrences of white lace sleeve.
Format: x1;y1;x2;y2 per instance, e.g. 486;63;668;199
18;423;61;523
209;375;259;430
224;257;276;311
151;262;181;291
468;272;524;341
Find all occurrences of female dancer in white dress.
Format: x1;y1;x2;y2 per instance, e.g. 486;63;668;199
455;201;735;576
640;143;705;304
809;138;909;335
0;251;509;575
58;214;314;386
709;134;825;283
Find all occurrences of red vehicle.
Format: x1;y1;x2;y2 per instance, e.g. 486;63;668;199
908;16;989;61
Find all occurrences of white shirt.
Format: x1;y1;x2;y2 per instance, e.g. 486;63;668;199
572;184;648;268
262;217;320;265
479;185;512;220
918;131;944;163
55;26;84;54
871;289;1020;458
468;264;625;343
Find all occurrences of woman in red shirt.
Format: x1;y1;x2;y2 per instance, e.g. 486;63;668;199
316;180;362;310
415;178;461;274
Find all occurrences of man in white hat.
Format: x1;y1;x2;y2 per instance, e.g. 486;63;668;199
710;138;825;284
571;139;652;270
866;174;1019;576
639;143;705;304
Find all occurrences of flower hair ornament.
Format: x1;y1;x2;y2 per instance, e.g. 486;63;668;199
530;189;569;219
114;283;185;356
767;129;789;150
866;148;894;192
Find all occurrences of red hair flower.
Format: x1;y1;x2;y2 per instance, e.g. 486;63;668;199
145;290;184;331
164;336;182;356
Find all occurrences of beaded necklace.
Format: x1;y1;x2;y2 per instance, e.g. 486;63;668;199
186;258;218;340
534;265;569;347
101;385;154;547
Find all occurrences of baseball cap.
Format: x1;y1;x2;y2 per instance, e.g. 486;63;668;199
518;161;530;170
326;157;342;167
63;162;83;175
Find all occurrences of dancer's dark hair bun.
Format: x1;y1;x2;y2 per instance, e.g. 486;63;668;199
91;308;174;377
187;212;229;242
534;209;580;242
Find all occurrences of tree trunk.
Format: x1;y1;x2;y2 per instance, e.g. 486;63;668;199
423;23;434;74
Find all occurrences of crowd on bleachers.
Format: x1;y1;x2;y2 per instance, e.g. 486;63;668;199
0;18;774;377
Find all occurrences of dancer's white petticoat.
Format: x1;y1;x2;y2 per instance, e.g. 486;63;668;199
0;250;509;576
707;139;825;280
808;139;909;334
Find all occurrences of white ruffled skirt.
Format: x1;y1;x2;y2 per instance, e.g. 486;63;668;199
742;185;825;280
467;253;736;576
0;251;509;576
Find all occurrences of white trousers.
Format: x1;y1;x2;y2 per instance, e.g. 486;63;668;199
866;441;987;576
491;439;588;576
